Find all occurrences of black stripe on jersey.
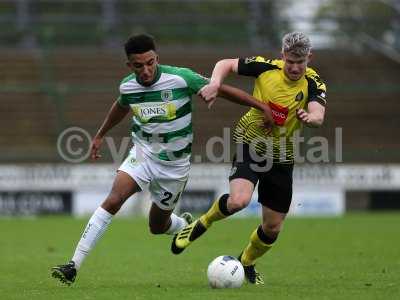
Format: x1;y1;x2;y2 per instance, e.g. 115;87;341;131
310;95;327;106
238;58;280;78
305;75;327;106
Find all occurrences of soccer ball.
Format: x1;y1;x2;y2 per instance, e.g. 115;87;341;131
207;255;245;289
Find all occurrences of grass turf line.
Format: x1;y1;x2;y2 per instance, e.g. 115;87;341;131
0;213;399;300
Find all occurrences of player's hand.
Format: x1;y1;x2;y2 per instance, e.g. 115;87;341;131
198;83;220;109
90;135;103;160
296;108;311;124
261;103;274;132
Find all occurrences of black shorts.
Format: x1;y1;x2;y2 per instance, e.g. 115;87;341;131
228;144;294;213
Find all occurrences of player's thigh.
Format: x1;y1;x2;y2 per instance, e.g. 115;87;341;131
261;205;286;234
102;171;141;213
111;170;141;199
118;148;151;192
257;164;293;214
147;178;186;231
149;177;187;211
228;146;258;208
103;150;151;212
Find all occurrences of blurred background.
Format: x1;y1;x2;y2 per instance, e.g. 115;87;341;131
0;0;399;217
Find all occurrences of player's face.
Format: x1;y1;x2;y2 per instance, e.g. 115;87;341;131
127;50;159;86
282;52;310;81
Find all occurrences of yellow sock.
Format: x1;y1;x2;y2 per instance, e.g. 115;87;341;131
200;195;229;228
240;228;273;266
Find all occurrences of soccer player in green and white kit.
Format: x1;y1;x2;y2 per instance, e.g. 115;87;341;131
51;34;273;285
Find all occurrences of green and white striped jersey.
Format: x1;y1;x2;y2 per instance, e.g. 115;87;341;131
118;65;208;165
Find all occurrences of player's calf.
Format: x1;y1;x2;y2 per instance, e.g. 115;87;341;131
150;212;193;235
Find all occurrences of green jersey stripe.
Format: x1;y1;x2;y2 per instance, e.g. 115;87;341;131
157;143;192;161
120;73;136;84
120;87;190;104
132;123;192;143
133;113;191;134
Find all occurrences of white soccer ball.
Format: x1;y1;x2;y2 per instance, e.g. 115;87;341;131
207;255;245;289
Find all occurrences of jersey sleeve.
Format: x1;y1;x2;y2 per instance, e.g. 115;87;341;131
238;56;280;77
118;75;134;107
117;95;129;107
179;68;209;95
305;68;327;106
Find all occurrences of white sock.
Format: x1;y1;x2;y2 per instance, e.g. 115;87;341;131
164;213;188;235
71;206;113;270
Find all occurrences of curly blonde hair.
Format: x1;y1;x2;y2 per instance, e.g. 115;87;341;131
282;32;311;57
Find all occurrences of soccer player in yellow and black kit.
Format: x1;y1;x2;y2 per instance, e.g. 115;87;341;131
171;32;327;285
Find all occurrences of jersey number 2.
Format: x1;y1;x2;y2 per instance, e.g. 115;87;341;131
160;191;181;206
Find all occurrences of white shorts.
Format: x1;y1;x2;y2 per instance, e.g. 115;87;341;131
118;148;190;210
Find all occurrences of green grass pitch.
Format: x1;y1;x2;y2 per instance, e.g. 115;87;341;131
0;213;399;300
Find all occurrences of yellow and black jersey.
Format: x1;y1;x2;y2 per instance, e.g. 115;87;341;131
234;56;327;163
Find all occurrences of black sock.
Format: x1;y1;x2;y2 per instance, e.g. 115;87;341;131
257;225;277;245
218;194;233;216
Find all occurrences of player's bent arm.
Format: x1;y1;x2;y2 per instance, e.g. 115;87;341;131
210;58;239;86
95;100;130;138
199;59;239;102
218;84;274;126
305;101;325;128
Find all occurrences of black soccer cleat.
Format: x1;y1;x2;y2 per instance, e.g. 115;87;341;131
171;219;207;255
51;261;77;285
238;253;264;285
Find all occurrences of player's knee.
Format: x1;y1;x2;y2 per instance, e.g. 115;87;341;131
228;193;251;213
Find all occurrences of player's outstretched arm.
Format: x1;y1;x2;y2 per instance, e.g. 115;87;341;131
90;101;130;160
217;84;273;128
199;58;239;105
296;101;325;128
